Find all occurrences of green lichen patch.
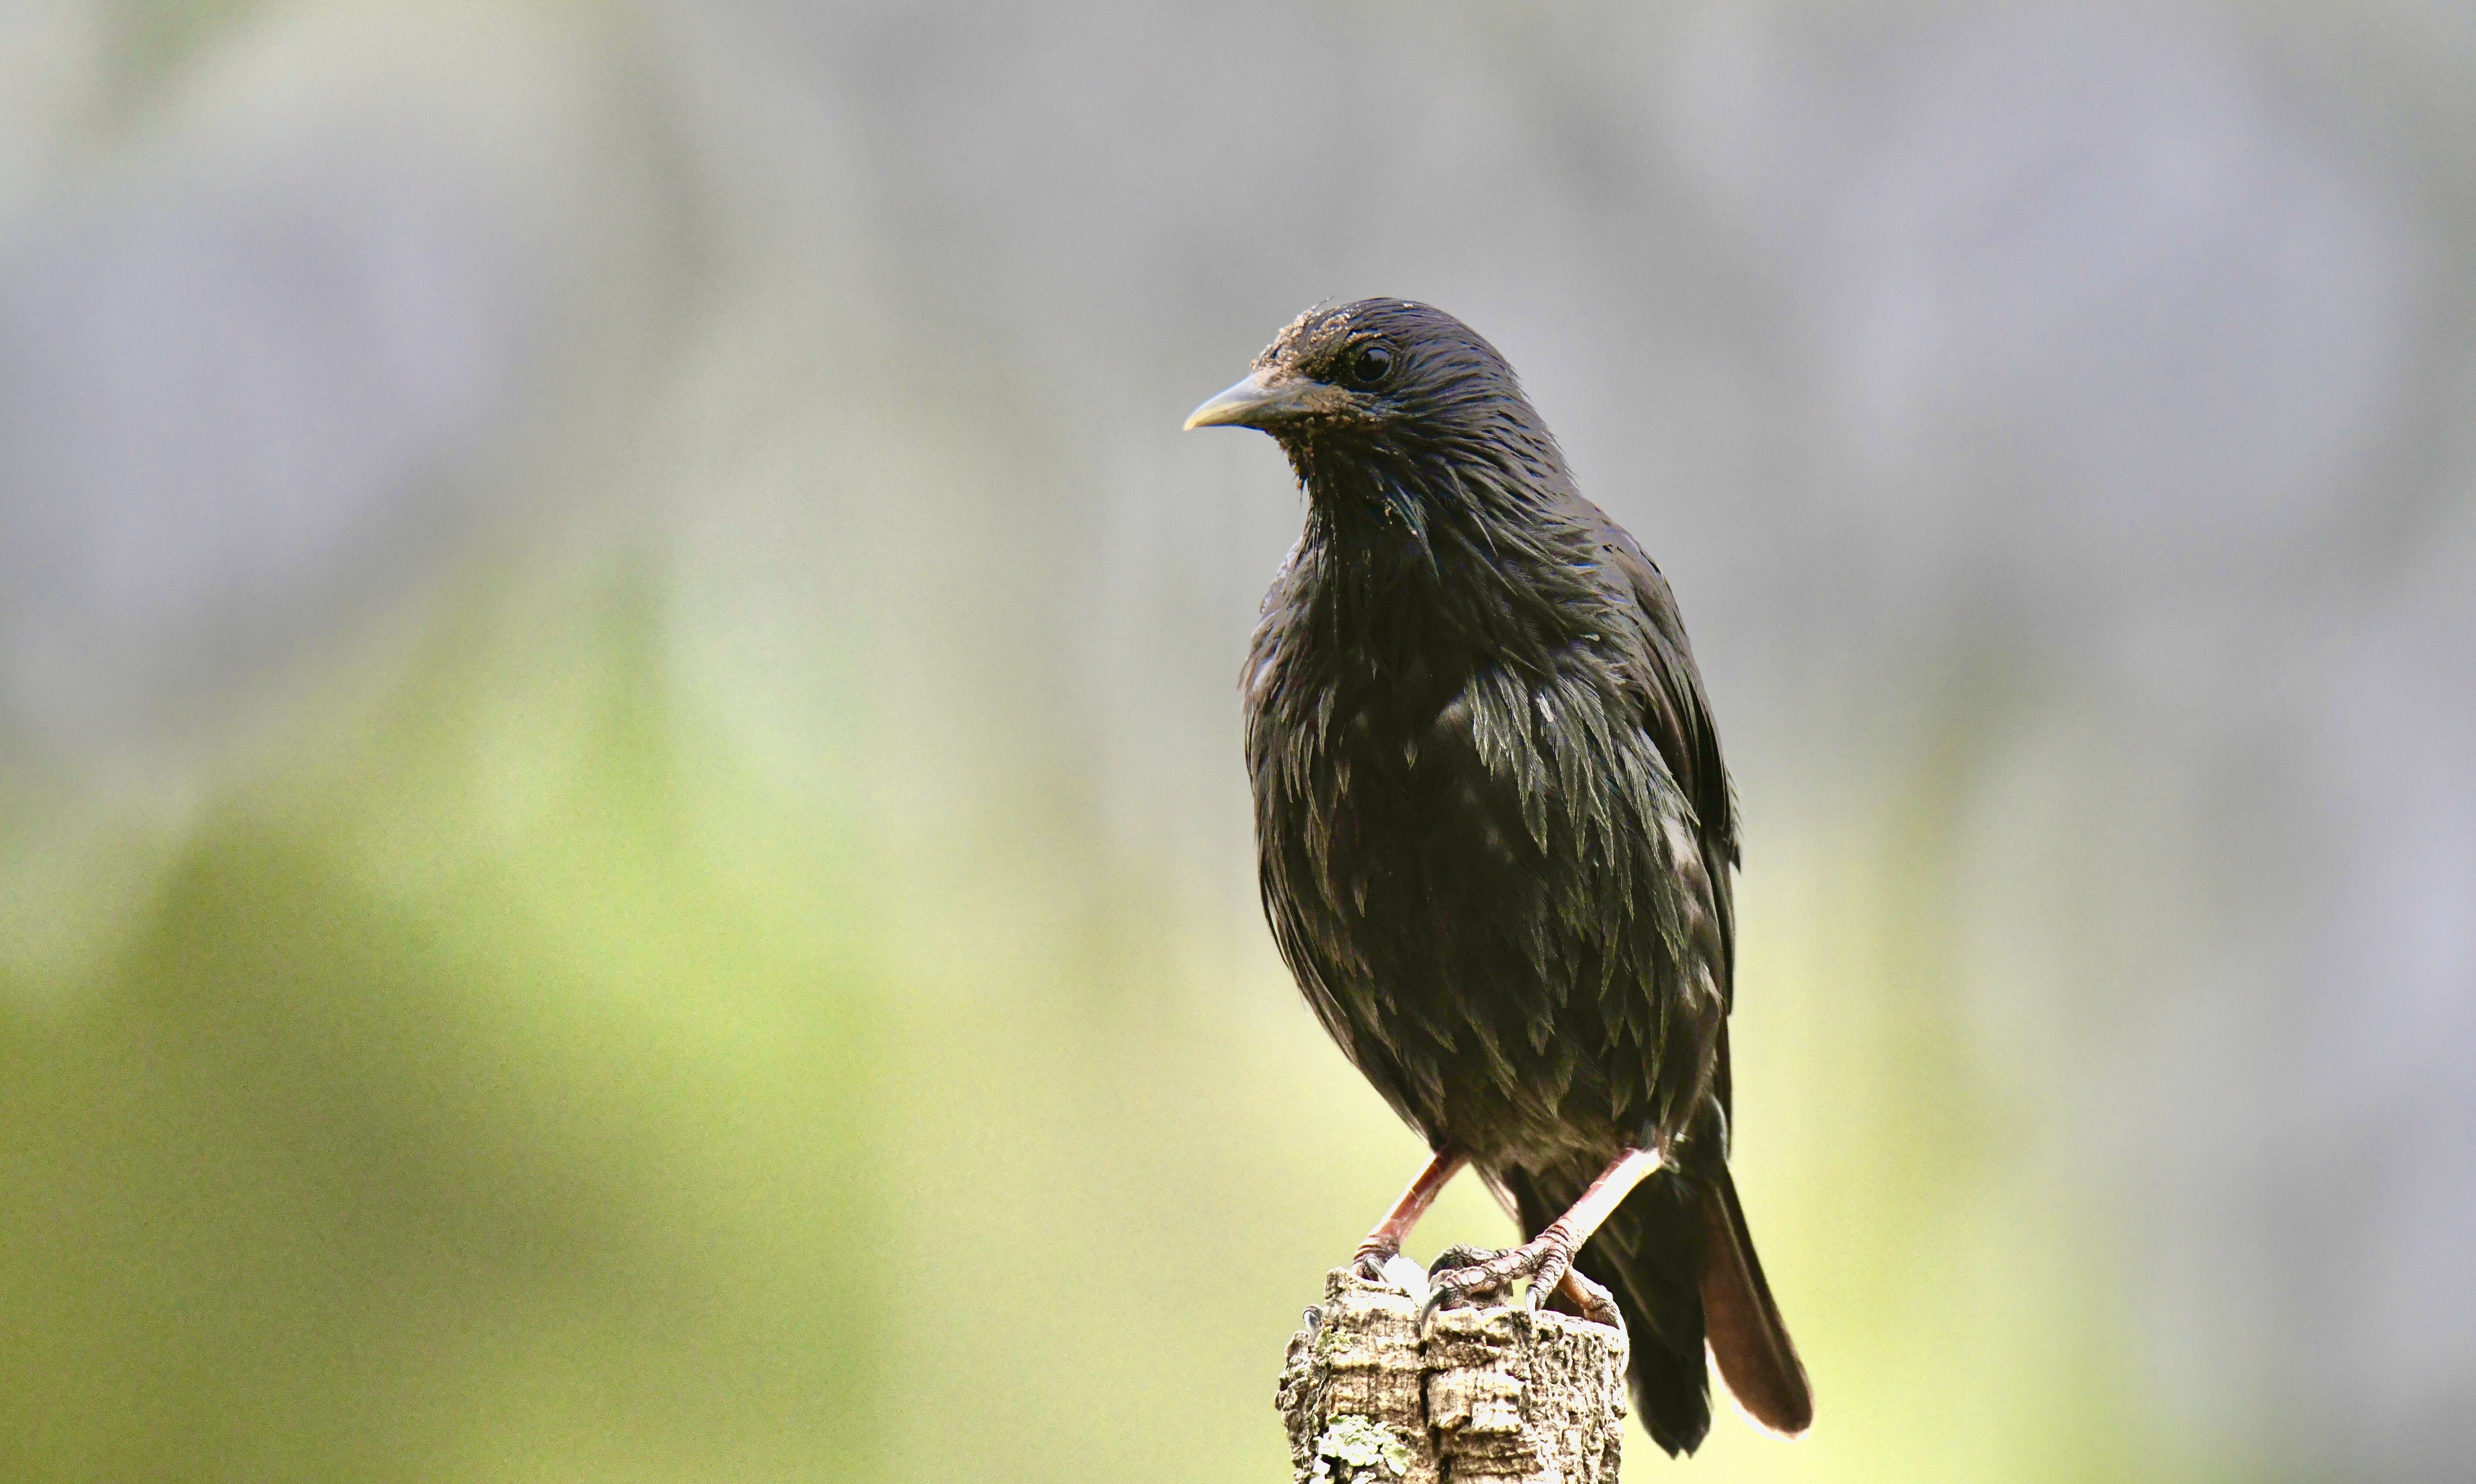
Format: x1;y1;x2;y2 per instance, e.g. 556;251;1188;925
1311;1414;1413;1480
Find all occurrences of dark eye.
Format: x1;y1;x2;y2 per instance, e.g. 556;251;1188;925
1343;344;1393;388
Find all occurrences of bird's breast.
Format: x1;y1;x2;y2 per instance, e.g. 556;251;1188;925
1246;624;1699;1160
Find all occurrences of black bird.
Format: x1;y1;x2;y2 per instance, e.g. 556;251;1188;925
1186;300;1812;1455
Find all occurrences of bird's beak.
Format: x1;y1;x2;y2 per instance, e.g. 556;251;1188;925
1184;371;1319;431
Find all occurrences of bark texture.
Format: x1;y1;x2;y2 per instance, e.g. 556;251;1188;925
1275;1261;1628;1484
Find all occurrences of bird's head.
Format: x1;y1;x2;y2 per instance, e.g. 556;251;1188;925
1183;300;1548;474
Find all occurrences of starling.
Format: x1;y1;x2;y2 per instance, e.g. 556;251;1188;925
1187;300;1812;1455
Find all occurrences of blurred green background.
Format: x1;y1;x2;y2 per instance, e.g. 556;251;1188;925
4;2;2472;1480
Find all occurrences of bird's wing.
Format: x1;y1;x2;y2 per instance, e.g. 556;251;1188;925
1591;507;1741;1038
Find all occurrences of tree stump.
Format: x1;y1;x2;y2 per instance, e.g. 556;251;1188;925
1275;1258;1628;1484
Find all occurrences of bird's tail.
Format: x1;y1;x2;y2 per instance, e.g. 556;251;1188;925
1697;1167;1813;1438
1504;1163;1812;1456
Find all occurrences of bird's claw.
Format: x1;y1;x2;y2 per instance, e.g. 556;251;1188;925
1420;1243;1501;1325
1524;1248;1574;1313
1420;1233;1577;1325
1349;1242;1397;1284
1558;1267;1625;1330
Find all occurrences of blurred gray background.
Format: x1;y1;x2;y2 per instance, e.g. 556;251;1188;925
3;2;2471;1480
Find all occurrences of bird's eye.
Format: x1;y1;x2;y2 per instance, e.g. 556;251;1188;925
1344;344;1393;388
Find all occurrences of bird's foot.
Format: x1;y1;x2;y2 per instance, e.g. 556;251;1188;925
1349;1238;1399;1283
1423;1229;1578;1323
1555;1266;1625;1331
1423;1244;1509;1303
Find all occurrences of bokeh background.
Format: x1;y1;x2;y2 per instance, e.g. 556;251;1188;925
4;2;2472;1480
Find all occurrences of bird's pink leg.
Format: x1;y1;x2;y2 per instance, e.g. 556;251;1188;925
1427;1146;1664;1322
1352;1150;1468;1278
1540;1146;1666;1249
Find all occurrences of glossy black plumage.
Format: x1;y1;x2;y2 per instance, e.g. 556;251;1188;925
1218;300;1809;1455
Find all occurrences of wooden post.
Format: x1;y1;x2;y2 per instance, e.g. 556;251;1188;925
1275;1259;1629;1484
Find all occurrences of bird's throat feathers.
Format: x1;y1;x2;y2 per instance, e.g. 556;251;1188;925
1284;425;1613;665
